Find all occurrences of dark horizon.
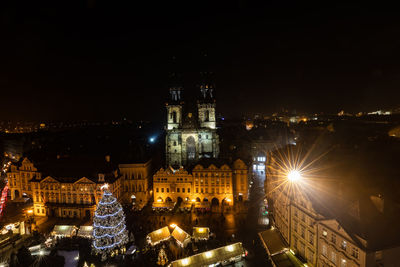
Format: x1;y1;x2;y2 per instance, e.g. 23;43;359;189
1;1;400;122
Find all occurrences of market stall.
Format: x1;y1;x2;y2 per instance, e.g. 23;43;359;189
192;227;210;241
77;226;93;238
171;226;191;248
51;225;77;238
146;226;171;246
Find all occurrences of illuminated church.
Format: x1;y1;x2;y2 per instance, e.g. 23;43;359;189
165;72;220;167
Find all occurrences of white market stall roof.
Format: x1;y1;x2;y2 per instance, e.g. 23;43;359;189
78;226;93;238
169;242;246;267
171;226;191;247
52;225;77;237
147;226;171;245
192;227;210;240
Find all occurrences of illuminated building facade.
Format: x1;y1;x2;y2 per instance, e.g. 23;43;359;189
266;149;400;267
7;157;151;219
8;158;39;200
119;160;152;207
153;159;248;208
165;73;219;167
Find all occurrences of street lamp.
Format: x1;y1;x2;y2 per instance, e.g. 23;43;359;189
287;170;301;182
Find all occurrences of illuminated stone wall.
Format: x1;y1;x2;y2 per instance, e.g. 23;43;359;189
8;158;40;200
119;160;152;206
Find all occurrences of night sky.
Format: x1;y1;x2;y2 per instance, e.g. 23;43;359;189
1;1;400;122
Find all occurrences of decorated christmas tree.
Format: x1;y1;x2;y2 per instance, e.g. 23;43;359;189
92;184;128;260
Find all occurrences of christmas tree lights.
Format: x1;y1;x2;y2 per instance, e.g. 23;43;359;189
92;184;128;260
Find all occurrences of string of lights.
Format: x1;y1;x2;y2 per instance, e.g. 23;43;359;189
92;188;128;260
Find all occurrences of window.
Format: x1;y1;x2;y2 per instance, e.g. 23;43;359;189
330;252;337;264
294;236;298;249
294;221;298;232
307;249;314;263
301;213;306;222
322;229;328;237
37;209;40;214
166;188;169;193
201;188;203;193
352;247;359;259
341;240;347;251
188;188;190;193
301;226;305;238
161;188;164;193
309;231;314;245
331;234;336;244
182;188;185;193
156;188;159;193
205;188;208;193
294;210;298;217
196;188;198;193
42;209;44;214
177;188;180;193
322;244;327;256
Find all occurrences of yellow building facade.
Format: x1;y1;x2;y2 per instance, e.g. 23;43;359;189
7;157;144;219
265;149;400;267
153;159;248;209
8;158;40;200
119;160;152;208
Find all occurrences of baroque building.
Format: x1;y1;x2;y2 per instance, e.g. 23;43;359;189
165;73;219;167
119;160;152;209
152;159;248;210
264;146;400;267
7;156;152;219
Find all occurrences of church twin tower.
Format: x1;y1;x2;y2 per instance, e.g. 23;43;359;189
165;72;220;167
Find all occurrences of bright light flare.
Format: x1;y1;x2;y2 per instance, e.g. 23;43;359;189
287;170;301;182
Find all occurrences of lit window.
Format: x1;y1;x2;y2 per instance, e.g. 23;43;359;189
341;240;347;250
341;259;347;267
322;244;327;256
331;251;337;264
352;247;359;259
322;229;328;237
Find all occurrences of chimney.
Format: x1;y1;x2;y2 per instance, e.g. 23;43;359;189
370;194;384;214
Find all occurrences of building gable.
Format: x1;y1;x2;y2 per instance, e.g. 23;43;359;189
74;177;96;185
321;219;358;245
40;176;59;184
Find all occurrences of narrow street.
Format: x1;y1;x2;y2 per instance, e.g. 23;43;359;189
235;170;271;266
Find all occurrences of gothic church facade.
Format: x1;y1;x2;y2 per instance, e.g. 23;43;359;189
165;75;219;167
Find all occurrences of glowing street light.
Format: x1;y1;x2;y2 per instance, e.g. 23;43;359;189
287;170;301;182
